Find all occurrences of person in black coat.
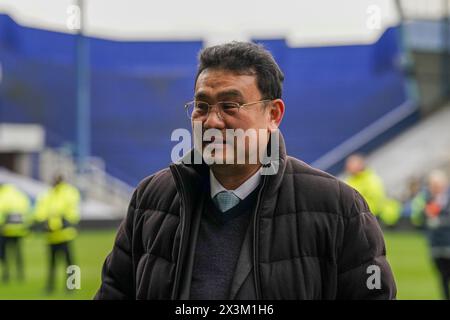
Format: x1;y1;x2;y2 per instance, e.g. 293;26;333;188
95;41;396;300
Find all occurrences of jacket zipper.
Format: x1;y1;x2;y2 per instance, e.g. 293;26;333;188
172;164;268;299
253;174;267;300
170;166;190;300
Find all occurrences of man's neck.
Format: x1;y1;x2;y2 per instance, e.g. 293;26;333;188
210;164;262;190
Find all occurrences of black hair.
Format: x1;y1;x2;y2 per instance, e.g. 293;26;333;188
195;41;284;99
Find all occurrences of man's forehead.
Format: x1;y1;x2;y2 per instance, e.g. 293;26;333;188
195;68;258;95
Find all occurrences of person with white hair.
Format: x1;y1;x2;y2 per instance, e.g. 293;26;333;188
411;169;450;300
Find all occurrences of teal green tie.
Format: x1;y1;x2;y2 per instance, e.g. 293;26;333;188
213;191;241;212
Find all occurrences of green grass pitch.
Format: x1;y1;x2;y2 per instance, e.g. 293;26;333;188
0;229;444;299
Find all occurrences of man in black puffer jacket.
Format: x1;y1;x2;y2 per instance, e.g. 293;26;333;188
95;41;396;300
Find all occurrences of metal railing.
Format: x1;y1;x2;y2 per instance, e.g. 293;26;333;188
311;100;418;172
39;148;133;209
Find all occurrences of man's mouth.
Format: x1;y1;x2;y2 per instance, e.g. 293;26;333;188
203;136;227;145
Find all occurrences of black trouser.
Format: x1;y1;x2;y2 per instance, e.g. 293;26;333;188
1;236;24;283
433;257;450;300
46;241;74;292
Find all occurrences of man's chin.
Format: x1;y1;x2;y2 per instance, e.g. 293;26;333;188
203;153;227;166
202;144;260;166
204;156;254;167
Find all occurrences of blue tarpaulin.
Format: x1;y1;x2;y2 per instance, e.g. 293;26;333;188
0;14;408;186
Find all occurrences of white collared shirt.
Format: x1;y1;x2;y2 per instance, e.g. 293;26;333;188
210;168;262;201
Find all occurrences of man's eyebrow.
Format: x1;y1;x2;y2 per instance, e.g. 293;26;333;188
216;89;244;100
194;89;244;101
194;92;209;100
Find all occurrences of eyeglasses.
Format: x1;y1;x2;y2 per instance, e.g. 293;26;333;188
184;99;272;120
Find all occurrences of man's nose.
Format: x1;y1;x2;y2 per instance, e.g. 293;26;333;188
202;107;225;129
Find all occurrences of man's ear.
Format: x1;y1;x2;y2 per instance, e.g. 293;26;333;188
268;99;285;131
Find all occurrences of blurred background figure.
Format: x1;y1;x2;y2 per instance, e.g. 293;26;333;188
0;182;31;283
344;154;402;227
33;175;80;293
400;176;424;220
410;170;450;300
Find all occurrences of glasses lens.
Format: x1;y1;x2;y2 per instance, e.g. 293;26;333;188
185;101;241;119
218;101;239;116
192;101;210;119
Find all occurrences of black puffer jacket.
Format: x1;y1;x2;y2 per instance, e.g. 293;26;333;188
95;134;396;300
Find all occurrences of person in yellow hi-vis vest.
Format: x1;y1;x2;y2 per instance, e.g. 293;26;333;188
344;154;402;227
0;182;31;283
33;175;80;293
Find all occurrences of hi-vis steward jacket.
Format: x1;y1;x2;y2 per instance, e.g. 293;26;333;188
95;133;397;300
34;182;81;244
0;184;31;238
345;169;401;227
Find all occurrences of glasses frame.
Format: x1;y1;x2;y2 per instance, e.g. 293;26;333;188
184;99;272;120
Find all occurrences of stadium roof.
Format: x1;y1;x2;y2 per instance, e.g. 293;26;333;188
0;0;404;46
